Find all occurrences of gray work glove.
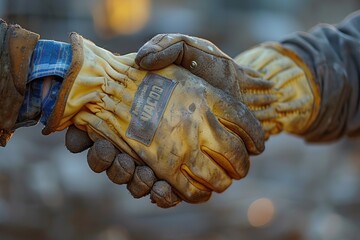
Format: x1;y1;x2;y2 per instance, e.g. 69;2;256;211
65;125;181;208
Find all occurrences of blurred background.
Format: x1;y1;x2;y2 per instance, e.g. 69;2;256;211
1;0;360;239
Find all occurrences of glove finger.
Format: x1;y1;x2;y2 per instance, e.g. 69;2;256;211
246;48;277;70
262;57;293;79
272;67;303;89
183;152;232;192
136;33;229;70
275;96;313;113
127;166;156;198
242;92;278;107
262;122;281;138
136;36;184;70
252;107;278;121
137;33;251;100
74;111;142;163
102;80;134;107
174;172;212;204
65;125;94;153
87;139;118;173
211;93;265;155
106;153;135;184
241;76;274;90
150;181;182;208
240;68;274;90
196;107;251;179
137;33;239;95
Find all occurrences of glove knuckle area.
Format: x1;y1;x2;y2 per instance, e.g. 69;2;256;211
136;33;179;56
127;166;156;198
139;43;184;70
136;38;185;70
87;139;117;173
179;34;226;57
150;181;181;208
65;125;93;153
106;153;135;184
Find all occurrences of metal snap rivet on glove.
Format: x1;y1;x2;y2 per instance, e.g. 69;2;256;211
190;61;198;69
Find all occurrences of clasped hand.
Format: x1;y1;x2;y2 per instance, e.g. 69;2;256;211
65;34;269;208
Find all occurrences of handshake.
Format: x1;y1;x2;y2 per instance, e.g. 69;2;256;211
4;12;359;208
58;33;319;208
0;20;322;208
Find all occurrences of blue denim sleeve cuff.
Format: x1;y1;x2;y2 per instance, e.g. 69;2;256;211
28;40;72;82
16;40;72;128
15;79;43;129
39;79;63;125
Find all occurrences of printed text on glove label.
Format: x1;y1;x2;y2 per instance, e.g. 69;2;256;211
126;73;177;146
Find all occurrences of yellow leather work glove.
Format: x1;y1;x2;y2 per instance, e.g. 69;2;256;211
42;33;265;203
135;34;320;138
235;43;321;136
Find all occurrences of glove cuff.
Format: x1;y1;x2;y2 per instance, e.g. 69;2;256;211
235;43;320;135
42;33;84;135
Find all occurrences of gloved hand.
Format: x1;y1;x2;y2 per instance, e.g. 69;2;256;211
42;33;265;203
135;34;320;138
135;34;278;138
234;43;320;136
65;125;181;208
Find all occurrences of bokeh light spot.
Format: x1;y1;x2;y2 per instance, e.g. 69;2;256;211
247;198;275;227
93;0;151;36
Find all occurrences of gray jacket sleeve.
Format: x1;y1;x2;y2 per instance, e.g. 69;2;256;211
281;11;360;142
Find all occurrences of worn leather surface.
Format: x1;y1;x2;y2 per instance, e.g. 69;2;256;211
135;33;275;139
0;19;39;146
134;34;319;139
49;35;265;203
135;14;360;143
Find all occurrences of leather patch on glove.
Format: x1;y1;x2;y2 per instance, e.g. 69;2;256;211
126;73;177;145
